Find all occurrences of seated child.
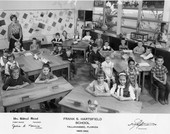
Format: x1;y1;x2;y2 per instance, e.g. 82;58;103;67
82;31;91;42
62;30;68;41
125;58;141;101
74;31;81;41
95;33;103;49
85;70;110;97
101;41;113;51
89;43;104;74
140;48;153;60
111;72;136;101
12;41;25;55
151;56;170;105
51;33;63;47
0;49;9;82
35;63;58;83
133;41;145;54
51;44;64;56
62;46;76;76
101;56;115;87
2;66;31;91
5;53;19;77
119;38;128;51
30;38;39;51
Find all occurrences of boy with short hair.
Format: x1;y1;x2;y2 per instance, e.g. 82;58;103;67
151;56;170;105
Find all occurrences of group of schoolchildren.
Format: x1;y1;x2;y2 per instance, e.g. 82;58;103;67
84;31;169;104
0;30;169;113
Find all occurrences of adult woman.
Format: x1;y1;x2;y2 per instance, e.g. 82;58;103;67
8;14;23;52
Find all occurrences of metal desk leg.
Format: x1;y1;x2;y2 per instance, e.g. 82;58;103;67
67;64;70;81
142;71;146;92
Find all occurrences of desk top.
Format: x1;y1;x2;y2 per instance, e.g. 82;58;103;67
59;86;142;113
100;51;155;73
1;77;73;107
62;40;89;49
16;52;69;74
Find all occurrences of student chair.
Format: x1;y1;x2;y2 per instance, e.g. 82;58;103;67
150;72;159;101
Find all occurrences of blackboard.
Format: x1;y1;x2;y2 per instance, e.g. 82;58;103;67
94;0;104;7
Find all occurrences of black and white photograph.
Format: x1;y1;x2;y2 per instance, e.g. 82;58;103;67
0;0;170;133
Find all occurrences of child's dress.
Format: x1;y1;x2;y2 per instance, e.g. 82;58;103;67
111;84;136;100
101;61;114;79
102;46;112;51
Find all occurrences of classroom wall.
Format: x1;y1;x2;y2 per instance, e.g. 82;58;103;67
0;1;76;49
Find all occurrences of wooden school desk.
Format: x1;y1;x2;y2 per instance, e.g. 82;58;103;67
59;86;142;113
16;52;70;80
62;39;89;60
100;51;155;91
1;77;73;112
0;94;4;112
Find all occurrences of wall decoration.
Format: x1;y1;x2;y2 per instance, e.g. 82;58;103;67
1;12;6;18
0;9;75;45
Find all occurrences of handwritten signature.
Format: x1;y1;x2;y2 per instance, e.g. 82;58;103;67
12;124;42;129
128;118;157;130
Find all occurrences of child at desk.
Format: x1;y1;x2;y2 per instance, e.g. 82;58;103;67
35;63;58;84
119;38;128;51
125;58;141;101
12;41;25;55
111;72;136;101
151;56;170;105
62;46;77;76
30;38;39;51
101;56;115;88
0;49;9;82
89;44;104;75
85;70;110;97
5;53;19;77
51;33;63;47
51;44;64;56
133;41;145;55
95;33;103;49
101;41;113;51
140;48;153;60
82;31;91;42
61;30;68;41
2;66;31;91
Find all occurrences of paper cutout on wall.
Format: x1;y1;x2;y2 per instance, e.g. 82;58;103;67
1;12;6;18
47;26;52;31
48;12;53;18
69;23;73;28
23;13;28;19
59;11;63;16
52;22;56;27
38;23;45;29
29;28;34;33
0;20;5;27
0;29;6;35
23;23;29;29
68;11;72;16
60;25;64;31
40;12;44;17
58;18;62;23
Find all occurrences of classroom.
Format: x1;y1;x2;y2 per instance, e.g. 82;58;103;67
0;0;170;113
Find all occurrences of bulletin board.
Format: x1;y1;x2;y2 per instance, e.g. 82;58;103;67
0;9;75;45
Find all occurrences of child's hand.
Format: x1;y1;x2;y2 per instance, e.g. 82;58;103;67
45;79;50;83
93;92;98;97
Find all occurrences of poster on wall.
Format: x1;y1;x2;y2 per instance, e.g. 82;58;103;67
0;9;75;45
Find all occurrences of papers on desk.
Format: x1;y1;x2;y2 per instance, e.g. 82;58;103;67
24;52;32;56
122;50;133;53
138;62;150;67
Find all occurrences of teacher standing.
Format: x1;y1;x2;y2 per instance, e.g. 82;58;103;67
8;14;23;52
